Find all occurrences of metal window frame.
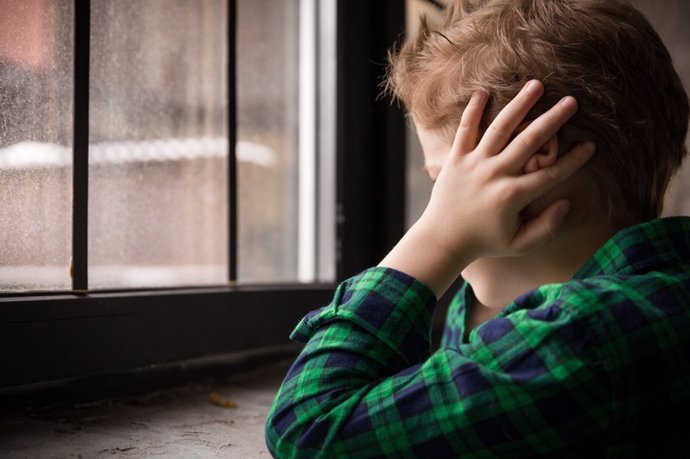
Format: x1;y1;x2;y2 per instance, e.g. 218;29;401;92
0;0;407;404
336;0;407;280
72;0;89;292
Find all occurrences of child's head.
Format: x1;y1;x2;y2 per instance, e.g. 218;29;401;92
386;0;689;225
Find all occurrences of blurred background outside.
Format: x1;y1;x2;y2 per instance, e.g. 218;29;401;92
0;0;320;290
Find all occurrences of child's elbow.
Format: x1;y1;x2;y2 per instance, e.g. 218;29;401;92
265;404;301;458
266;403;335;458
264;411;284;458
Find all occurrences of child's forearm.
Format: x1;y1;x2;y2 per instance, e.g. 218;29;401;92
378;219;468;298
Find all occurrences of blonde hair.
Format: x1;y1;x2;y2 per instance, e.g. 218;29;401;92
386;0;689;223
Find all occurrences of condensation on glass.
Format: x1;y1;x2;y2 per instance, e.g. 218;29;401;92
236;0;301;282
89;0;228;288
0;0;73;291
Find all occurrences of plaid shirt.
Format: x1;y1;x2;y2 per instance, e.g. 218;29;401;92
266;217;690;458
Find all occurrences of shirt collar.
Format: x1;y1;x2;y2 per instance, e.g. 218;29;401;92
573;216;690;279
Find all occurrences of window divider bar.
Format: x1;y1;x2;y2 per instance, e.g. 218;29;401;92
227;0;238;282
298;0;318;283
317;0;337;282
72;0;90;292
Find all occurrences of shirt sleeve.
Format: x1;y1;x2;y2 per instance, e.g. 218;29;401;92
265;267;611;458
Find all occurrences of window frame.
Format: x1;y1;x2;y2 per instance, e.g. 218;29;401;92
0;0;406;404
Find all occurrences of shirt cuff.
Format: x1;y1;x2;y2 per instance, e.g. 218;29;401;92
290;267;437;365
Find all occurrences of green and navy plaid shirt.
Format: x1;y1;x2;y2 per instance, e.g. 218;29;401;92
266;217;690;458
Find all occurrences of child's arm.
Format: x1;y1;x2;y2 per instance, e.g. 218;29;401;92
266;268;607;458
265;81;602;458
379;80;595;299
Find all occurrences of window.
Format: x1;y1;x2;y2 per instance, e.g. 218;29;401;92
0;0;336;291
0;0;405;397
404;0;437;230
0;0;74;291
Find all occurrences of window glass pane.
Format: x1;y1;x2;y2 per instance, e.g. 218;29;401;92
630;0;690;216
89;0;228;289
405;0;437;229
0;0;73;291
237;0;300;282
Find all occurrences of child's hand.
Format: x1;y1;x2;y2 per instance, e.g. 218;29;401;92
380;80;595;298
417;80;596;264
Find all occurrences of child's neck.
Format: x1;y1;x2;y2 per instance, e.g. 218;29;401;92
461;216;617;310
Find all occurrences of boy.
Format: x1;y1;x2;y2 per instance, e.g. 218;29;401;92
266;0;690;457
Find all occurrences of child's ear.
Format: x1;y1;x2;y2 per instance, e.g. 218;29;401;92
523;135;558;173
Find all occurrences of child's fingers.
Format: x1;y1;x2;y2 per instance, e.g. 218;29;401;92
476;80;544;156
510;200;572;253
498;96;578;172
451;91;489;155
513;141;596;207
